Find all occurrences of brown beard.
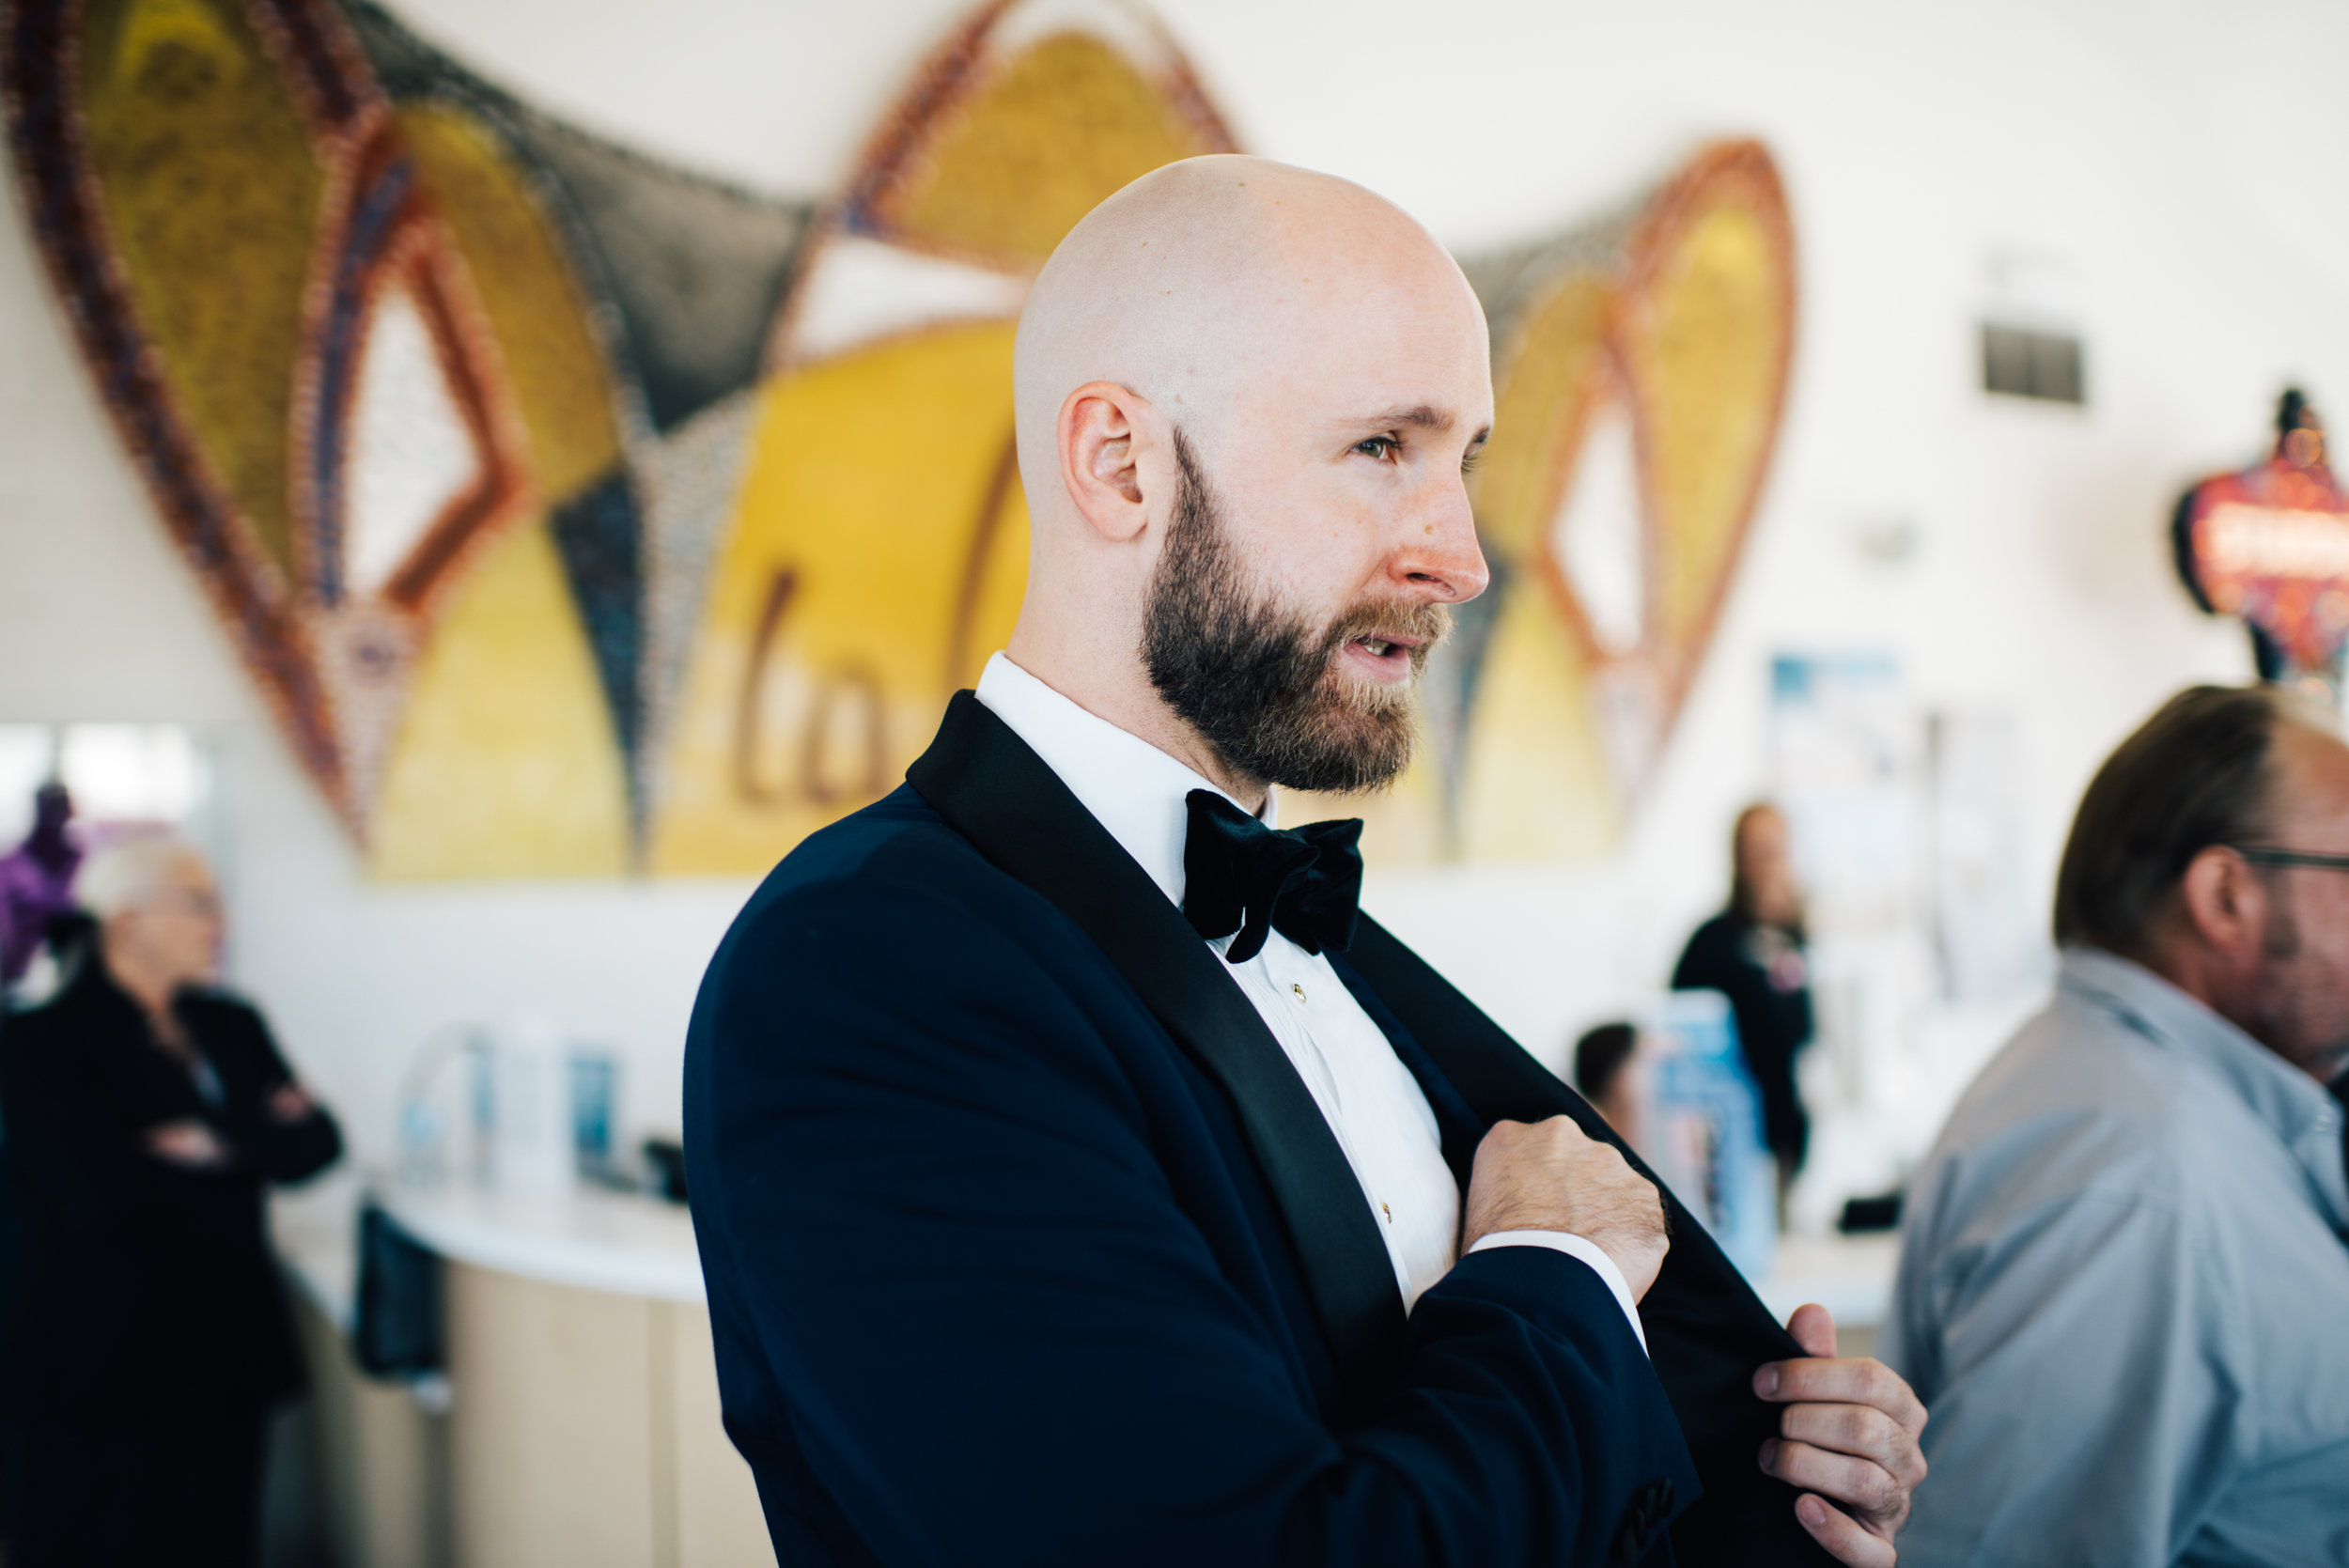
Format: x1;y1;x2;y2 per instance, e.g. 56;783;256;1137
1141;427;1449;794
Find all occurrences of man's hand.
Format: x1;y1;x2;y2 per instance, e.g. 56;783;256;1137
145;1117;229;1169
1755;1304;1927;1567
1462;1116;1669;1300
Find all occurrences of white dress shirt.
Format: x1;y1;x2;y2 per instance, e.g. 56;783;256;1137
976;653;1643;1346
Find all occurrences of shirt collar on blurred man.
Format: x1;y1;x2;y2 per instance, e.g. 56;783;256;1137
2061;944;2349;1229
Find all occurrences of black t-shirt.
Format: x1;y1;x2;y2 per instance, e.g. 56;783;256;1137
1671;911;1814;1167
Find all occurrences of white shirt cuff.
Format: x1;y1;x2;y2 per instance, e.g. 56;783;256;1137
1466;1231;1649;1356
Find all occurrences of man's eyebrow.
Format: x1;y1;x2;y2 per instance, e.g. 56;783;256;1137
1356;405;1455;433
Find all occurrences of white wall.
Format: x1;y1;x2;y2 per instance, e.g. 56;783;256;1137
6;0;2347;1174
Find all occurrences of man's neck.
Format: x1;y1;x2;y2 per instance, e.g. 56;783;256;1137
2134;939;2339;1085
997;643;1268;814
102;947;186;1045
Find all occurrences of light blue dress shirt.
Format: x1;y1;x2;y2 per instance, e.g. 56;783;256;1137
1882;947;2349;1567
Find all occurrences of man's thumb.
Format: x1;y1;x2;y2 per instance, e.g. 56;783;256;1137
1786;1301;1839;1358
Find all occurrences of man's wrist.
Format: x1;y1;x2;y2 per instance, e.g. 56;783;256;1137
1466;1231;1648;1354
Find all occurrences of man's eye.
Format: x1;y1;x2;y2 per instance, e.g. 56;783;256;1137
1354;436;1397;460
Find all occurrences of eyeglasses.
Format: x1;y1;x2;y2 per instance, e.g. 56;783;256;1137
2231;846;2349;873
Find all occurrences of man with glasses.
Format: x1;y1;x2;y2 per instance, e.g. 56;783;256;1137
1882;685;2349;1566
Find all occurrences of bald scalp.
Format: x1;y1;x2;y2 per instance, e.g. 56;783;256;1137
1012;155;1474;533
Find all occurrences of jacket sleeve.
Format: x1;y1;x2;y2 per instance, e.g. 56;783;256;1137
689;873;1696;1568
217;1001;343;1184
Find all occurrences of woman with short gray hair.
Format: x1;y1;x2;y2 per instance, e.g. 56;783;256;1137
0;835;341;1567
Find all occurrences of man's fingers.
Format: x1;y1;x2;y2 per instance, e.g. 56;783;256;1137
1787;1301;1838;1358
1793;1492;1898;1568
1761;1438;1906;1529
1753;1357;1927;1435
1777;1401;1927;1489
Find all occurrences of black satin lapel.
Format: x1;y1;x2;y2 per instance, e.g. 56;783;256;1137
1343;915;1835;1567
1344;915;1780;1295
905;693;1408;1391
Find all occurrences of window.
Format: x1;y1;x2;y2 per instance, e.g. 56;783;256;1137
0;724;214;846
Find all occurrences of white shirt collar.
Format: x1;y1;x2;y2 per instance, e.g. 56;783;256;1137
973;651;1272;909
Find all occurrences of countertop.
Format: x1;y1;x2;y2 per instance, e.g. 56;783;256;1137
272;1170;705;1329
275;1171;1895;1336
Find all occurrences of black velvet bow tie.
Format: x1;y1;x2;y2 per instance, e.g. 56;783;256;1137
1180;790;1364;965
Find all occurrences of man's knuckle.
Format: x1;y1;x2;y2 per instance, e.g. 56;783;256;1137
1896;1443;1926;1487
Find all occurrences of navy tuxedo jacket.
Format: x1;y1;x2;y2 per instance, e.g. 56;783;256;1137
685;694;1830;1566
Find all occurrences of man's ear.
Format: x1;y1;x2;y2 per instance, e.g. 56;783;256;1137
1058;380;1156;543
2177;845;2265;958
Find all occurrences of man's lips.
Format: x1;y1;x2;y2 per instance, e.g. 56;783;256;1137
1343;631;1423;675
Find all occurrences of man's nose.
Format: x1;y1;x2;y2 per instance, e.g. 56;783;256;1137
1391;478;1489;603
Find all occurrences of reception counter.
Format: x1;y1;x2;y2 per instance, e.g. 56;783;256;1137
272;1175;773;1568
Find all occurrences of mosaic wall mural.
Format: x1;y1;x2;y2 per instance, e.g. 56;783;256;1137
2;0;1795;878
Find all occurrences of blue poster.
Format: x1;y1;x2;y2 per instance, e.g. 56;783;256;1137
1642;988;1777;1281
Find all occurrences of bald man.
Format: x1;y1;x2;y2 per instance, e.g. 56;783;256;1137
685;159;1923;1568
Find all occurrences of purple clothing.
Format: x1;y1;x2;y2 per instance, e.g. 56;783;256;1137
0;842;81;985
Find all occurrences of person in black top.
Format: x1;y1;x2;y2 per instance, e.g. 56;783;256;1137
1672;803;1814;1191
0;836;340;1568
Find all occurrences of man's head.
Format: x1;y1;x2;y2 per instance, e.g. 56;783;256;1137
1731;802;1802;931
1573;1021;1645;1142
78;836;223;995
31;782;70;834
1007;156;1492;802
2056;684;2349;1080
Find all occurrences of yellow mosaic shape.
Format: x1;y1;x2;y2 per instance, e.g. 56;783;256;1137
882;30;1220;266
80;0;322;575
650;322;1030;875
399;102;621;507
368;520;630;878
1630;205;1786;648
1473;273;1614;569
1456;582;1615;862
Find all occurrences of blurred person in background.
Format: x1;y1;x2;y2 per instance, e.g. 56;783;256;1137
0;784;83;996
0;836;341;1568
1573;1020;1645;1146
1672;802;1815;1190
1883;685;2349;1567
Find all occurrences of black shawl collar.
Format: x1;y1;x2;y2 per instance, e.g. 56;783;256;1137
908;691;1408;1388
908;692;1829;1563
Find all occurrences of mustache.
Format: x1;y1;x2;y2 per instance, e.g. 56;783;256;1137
1320;598;1455;666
